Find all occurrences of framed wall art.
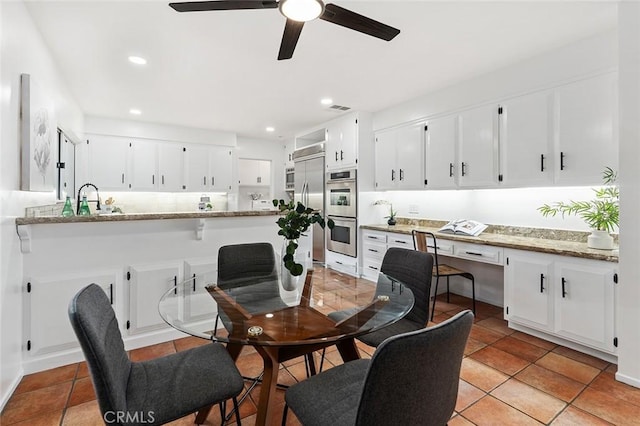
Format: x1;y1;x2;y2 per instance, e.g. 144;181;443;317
21;73;57;192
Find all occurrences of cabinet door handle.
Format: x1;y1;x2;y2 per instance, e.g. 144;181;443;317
109;283;113;305
561;277;567;298
122;173;125;184
340;150;344;160
192;273;196;292
540;273;545;293
336;260;343;265
560;152;565;170
449;163;454;177
162;175;165;185
465;251;482;256
368;265;379;271
211;177;215;186
203;176;207;186
335;151;339;161
391;169;396;181
394;240;407;244
461;162;466;176
173;276;178;295
152;175;155;185
399;169;404;181
540;154;545;172
368;248;379;253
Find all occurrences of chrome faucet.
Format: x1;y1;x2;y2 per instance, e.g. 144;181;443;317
77;183;101;215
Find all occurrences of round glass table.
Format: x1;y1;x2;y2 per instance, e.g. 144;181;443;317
158;269;414;426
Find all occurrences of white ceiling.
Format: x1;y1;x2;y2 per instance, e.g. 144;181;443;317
24;1;617;141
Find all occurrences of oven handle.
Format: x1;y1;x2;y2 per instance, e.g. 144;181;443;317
327;216;357;224
327;178;357;184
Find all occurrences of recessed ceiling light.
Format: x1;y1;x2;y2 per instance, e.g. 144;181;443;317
266;127;275;132
321;98;333;105
129;109;142;115
128;56;147;65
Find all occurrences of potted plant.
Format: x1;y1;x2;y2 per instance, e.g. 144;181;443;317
374;200;398;226
273;199;334;287
538;167;618;250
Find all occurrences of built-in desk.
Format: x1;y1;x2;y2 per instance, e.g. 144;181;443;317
360;222;618;362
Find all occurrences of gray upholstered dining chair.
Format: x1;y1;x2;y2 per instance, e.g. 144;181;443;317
328;247;434;348
283;310;474;426
69;283;244;425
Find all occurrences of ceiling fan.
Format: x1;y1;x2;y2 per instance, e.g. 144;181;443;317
168;0;400;60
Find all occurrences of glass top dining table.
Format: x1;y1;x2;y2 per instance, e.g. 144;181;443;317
158;268;414;426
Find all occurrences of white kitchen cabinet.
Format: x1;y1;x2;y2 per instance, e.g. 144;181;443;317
361;230;387;281
504;249;617;354
500;92;554;186
183;259;218;323
129;139;158;191
86;136;129;190
25;272;118;357
458;104;500;188
326;115;358;170
555;72;618;185
504;251;554;331
374;122;424;190
184;144;233;192
127;262;182;335
238;158;271;186
158;142;185;192
58;132;76;199
425;114;458;189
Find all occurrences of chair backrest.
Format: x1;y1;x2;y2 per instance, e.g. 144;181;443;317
68;284;131;417
217;242;278;288
412;229;440;269
380;247;434;326
356;310;474;426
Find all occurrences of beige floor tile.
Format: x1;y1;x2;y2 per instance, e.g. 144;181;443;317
491;379;566;423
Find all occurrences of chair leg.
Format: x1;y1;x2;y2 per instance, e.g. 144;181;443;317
219;401;226;426
318;348;326;373
430;275;440;321
281;403;289;426
232;396;241;426
446;276;451;303
471;275;476;315
304;352;317;377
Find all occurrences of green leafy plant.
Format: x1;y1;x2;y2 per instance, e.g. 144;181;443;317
538;167;619;233
273;199;335;276
385;205;397;220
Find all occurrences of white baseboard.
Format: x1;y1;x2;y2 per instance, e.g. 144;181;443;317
0;368;24;412
615;371;640;388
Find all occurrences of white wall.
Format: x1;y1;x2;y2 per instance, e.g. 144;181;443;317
0;1;84;409
616;2;640;389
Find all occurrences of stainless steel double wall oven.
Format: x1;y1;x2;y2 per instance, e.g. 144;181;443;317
326;168;357;257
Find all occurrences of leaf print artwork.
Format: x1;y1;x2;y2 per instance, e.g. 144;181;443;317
32;108;51;184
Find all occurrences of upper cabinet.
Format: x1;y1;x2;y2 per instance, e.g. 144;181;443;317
500;91;554;187
374;122;424;190
238;159;271;186
157;142;185;192
184;144;233;192
326;115;358;170
554;72;618;185
129;139;158;191
458;104;500;188
425;114;458;189
86;136;129;190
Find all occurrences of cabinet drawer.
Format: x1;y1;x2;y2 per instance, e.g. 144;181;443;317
386;233;413;250
363;230;387;244
363;241;385;260
432;238;454;256
362;259;383;281
453;242;503;265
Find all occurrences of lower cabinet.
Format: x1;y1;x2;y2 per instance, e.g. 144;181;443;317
127;262;182;335
504;249;617;354
183;258;218;323
24;271;119;357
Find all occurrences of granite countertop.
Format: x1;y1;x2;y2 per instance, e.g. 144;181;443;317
361;221;619;263
15;210;280;225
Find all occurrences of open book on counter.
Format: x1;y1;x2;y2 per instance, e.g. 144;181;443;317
438;219;488;237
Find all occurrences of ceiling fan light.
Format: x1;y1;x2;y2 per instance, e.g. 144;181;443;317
279;0;324;22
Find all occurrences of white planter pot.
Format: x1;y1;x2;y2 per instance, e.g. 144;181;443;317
281;240;307;291
587;230;615;250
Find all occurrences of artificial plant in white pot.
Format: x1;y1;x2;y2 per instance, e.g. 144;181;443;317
538;167;618;250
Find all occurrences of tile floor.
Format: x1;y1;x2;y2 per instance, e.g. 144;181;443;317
3;268;640;426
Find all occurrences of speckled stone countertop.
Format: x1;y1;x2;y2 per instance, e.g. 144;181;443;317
362;218;619;263
15;210;280;225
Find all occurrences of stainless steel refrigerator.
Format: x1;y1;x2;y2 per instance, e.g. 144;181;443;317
293;144;326;263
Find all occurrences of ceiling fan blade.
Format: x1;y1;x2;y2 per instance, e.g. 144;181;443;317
320;3;400;41
169;1;278;13
278;19;304;61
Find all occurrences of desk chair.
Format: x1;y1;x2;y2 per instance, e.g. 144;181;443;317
412;230;476;321
69;284;243;425
283;310;474;426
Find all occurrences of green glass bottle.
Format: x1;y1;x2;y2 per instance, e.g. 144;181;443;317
61;196;74;217
79;194;91;216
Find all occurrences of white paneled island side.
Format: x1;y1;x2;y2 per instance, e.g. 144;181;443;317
16;211;285;374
